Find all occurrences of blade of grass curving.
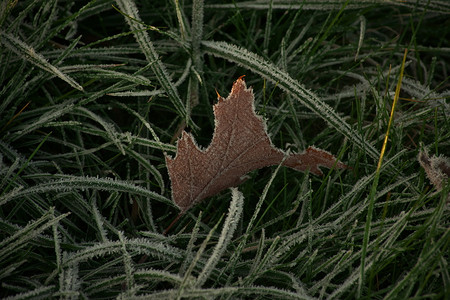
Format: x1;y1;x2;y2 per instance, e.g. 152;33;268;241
31;0;58;46
177;212;221;299
114;0;194;129
40;124;175;154
0;208;69;261
246;228;265;281
0;0;15;27
179;211;203;275
66;238;183;267
0;32;84;91
0;175;173;208
108;58;192;97
51;209;63;275
0;259;27;284
263;0;273;54
202;40;379;160
81;68;153;86
174;0;188;40
53;35;82;65
222;158;286;287
254;186;304;232
316;250;353;298
0;157;20;191
281;9;311;65
148;285;314;299
122;134;176;153
191;0;204;70
91;200;108;242
5;0;43;31
124;148;164;193
0;62;29;116
118;231;136;297
327;204;440;299
243;235;281;286
384;191;449;299
195;188;244;288
2;286;55;299
309;3;348;56
115;102;161;145
358;49;408;297
205;1;450;13
355;15;366;61
11;74;146;141
330;172;416;233
1;132;51;197
85;269;182;295
75;107;125;155
188;0;205;109
35;1;97;50
246;156;286;236
8;100;75;141
58;265;80;298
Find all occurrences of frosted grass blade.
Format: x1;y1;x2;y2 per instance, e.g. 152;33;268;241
0;33;84;91
114;0;193;128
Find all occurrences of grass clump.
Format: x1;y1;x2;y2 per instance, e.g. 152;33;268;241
1;0;449;299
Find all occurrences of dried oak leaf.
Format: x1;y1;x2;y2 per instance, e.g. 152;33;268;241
165;77;347;212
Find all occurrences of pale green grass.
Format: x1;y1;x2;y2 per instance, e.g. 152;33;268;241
0;0;449;299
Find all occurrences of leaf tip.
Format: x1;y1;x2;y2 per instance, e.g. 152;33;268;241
215;88;221;99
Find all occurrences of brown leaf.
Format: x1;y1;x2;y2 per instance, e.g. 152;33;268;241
418;149;450;192
165;77;347;212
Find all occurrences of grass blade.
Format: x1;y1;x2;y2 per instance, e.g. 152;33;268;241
0;32;83;91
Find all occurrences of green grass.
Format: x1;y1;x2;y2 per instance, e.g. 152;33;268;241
1;0;449;299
